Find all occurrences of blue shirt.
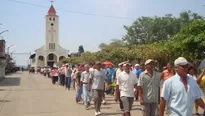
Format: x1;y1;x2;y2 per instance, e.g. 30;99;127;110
105;68;115;81
161;73;203;116
136;69;143;78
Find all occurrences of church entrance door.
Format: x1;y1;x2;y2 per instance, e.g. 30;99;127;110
47;53;57;67
47;61;54;67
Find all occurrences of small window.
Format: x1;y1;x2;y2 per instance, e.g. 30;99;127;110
53;18;55;21
49;18;51;21
51;23;54;26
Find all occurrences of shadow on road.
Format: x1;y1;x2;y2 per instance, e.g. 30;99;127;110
105;99;115;101
103;112;122;116
0;100;10;102
132;104;142;107
0;77;21;86
132;107;142;111
89;106;112;110
106;102;119;105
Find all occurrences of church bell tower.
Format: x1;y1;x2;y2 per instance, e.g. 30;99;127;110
45;4;59;51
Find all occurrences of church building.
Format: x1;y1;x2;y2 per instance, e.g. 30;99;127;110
30;4;69;69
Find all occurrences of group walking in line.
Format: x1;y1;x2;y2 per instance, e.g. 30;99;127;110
39;57;205;116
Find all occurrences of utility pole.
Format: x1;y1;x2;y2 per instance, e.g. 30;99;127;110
12;52;32;65
0;30;9;35
7;45;15;55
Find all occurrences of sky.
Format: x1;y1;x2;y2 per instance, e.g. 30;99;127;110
1;0;205;66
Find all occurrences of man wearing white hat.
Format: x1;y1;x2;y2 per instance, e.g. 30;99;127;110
115;62;138;116
133;64;140;74
160;57;205;116
138;59;161;116
114;62;124;111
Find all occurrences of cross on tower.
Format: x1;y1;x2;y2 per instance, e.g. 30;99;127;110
50;0;54;5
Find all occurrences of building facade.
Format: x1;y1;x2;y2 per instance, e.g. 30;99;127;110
30;4;68;69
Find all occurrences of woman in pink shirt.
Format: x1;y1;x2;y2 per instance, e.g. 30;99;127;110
50;67;59;85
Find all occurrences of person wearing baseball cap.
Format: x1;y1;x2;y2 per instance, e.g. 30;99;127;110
113;62;125;111
91;61;109;116
137;59;161;116
50;66;59;85
160;57;205;116
133;64;140;75
115;62;138;116
116;62;124;77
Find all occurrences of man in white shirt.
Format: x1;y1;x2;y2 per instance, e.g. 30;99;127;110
160;57;205;116
114;62;124;111
81;64;92;110
115;63;138;116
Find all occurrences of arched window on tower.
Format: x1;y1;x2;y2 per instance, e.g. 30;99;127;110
49;18;52;21
53;18;55;21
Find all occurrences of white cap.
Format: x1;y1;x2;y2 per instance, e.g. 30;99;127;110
53;65;57;68
135;64;140;67
118;62;123;66
174;57;188;66
66;63;69;66
119;61;128;66
145;59;154;65
123;63;131;66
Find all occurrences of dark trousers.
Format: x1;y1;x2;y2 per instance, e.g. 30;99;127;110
118;91;124;110
72;79;75;89
52;76;58;84
65;77;71;89
60;74;65;86
105;80;112;94
93;90;103;112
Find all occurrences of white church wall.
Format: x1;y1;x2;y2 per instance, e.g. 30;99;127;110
33;4;69;69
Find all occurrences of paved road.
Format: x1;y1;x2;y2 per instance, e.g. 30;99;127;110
0;72;203;116
0;72;142;116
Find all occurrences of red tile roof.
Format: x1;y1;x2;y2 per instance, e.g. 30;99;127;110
48;5;56;14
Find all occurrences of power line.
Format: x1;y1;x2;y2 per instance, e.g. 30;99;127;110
6;0;134;20
12;52;31;55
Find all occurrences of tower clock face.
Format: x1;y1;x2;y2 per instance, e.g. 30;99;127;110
51;23;54;26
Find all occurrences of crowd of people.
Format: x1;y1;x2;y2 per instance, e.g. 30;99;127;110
38;57;205;116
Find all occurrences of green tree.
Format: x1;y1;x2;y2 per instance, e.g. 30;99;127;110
122;11;203;45
98;39;125;49
78;45;85;53
170;20;205;61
